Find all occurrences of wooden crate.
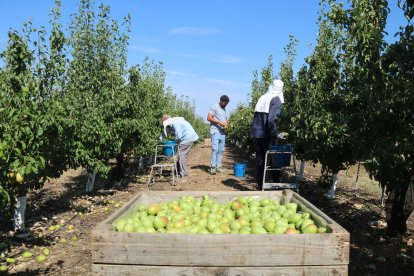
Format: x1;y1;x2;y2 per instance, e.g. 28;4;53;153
92;190;349;276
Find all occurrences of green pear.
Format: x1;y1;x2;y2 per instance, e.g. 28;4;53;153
317;227;327;233
249;205;259;213
230;220;242;231
277;205;287;215
122;224;135;232
114;219;126;231
197;228;210;234
264;220;276;232
295;218;304;229
237;216;250;227
285;228;299;234
136;226;146;232
251;226;267;234
271;212;281;220
22;251;33;258
223;209;235;220
189;225;201;233
274;224;288;234
239;226;251;234
250;219;263;228
285;202;298;212
219;223;231;234
42;248;50;256
213;227;224;234
236;196;248;205
288;213;302;224
153;216;168;229
6;257;16;264
302;212;311;219
300;219;315;232
36;255;47;262
276;218;288;226
302;224;318;234
259;198;271;207
282;209;295;219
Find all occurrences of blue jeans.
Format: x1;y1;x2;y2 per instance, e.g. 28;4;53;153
210;133;226;168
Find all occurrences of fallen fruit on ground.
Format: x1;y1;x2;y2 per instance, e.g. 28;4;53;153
42;248;50;256
36;255;47;262
22;251;33;258
6;257;16;264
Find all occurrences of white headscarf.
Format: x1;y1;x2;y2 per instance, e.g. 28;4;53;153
268;79;284;103
163;118;173;136
162;116;184;136
254;79;284;113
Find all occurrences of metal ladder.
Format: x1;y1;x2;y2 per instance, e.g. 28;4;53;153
262;145;299;192
148;144;180;186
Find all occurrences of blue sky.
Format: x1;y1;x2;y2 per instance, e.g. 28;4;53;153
0;1;408;118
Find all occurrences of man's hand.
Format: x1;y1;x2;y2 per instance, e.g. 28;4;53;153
278;132;288;139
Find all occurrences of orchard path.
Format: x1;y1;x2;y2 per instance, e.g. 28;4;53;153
148;139;258;192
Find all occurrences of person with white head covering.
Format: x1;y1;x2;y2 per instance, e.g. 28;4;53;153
250;79;284;190
162;114;199;178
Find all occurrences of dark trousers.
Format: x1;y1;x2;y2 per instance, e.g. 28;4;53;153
255;137;281;189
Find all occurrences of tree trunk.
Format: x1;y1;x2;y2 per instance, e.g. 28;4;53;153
13;195;26;231
386;181;411;235
298;160;305;180
85;172;96;192
326;174;338;199
111;153;125;188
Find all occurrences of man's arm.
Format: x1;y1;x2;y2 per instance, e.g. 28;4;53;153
207;112;226;127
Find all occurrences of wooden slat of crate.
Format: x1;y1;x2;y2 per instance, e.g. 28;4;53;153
92;190;349;268
93;264;349;276
92;229;348;266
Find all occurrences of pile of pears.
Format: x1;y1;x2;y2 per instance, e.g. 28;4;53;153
112;195;328;234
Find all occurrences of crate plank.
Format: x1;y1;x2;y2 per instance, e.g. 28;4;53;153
93;264;348;276
92;230;348;266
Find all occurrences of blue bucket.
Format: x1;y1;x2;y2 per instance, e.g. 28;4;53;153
270;144;292;167
233;163;247;177
162;140;177;156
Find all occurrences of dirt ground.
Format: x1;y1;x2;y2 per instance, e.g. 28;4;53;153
0;139;413;275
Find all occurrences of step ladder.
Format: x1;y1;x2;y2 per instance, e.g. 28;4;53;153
148;144;180;186
262;144;299;192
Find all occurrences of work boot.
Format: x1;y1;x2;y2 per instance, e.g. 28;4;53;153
210;167;216;175
216;167;224;173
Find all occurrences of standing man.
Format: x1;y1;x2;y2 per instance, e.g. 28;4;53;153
251;80;284;190
207;95;230;174
162;114;199;178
